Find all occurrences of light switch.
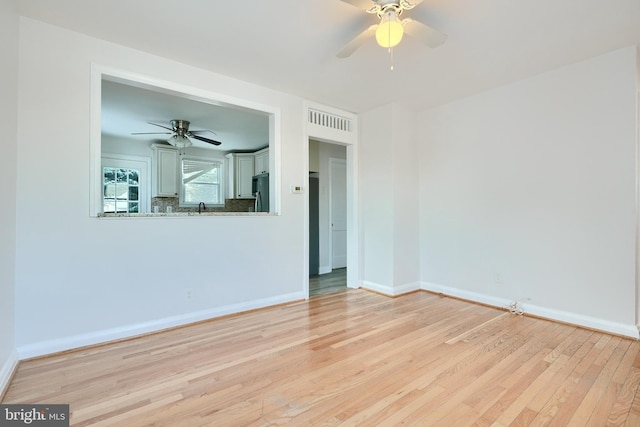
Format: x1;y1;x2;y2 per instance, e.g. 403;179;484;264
290;185;304;194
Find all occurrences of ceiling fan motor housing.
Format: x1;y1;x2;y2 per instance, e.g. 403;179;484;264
171;119;190;136
369;0;415;17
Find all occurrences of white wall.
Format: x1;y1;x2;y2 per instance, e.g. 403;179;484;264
102;135;154;159
0;0;19;391
360;103;420;295
391;104;420;290
361;105;395;290
419;47;638;336
15;18;308;358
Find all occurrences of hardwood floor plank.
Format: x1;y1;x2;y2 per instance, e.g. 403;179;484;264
525;329;596;412
3;289;640;426
568;336;629;425
404;319;550;425
536;335;611;426
445;312;510;344
607;367;640;425
511;407;538;426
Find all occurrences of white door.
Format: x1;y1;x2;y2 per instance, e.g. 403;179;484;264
330;158;347;269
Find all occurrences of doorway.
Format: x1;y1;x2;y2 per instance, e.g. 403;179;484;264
309;140;347;296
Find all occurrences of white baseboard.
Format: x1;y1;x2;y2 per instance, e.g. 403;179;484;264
394;281;422;295
362;280;421;297
524;304;639;339
421;282;508;308
16;282;637;360
361;280;392;295
0;349;19;397
421;281;639;339
17;291;306;360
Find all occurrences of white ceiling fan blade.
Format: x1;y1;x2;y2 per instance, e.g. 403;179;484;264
402;18;447;48
341;0;425;10
336;24;378;58
339;0;375;10
400;0;424;8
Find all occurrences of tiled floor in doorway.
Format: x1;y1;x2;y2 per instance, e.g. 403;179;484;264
309;268;347;296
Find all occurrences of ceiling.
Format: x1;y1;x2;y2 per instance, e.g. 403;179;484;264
15;0;640;116
101;79;270;152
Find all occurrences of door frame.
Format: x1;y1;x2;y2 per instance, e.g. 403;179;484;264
303;102;359;299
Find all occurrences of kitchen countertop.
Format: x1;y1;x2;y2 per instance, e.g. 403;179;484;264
98;212;275;218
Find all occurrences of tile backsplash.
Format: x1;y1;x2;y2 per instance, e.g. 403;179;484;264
151;197;255;213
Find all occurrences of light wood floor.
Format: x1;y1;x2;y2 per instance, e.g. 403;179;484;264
4;290;640;426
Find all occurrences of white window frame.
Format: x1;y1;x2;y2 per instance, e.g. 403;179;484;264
180;156;225;207
101;154;151;213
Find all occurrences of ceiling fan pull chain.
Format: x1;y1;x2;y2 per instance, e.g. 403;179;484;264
389;47;395;71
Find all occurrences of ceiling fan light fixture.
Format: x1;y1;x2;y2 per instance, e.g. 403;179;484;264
375;9;404;48
168;134;192;149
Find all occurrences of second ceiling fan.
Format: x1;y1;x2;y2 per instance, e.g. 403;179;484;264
132;119;222;148
337;0;446;58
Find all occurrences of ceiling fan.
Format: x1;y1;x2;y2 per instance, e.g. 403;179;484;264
337;0;446;58
132;119;222;148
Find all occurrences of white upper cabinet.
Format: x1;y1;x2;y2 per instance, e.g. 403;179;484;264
254;148;269;175
153;146;178;197
226;153;255;199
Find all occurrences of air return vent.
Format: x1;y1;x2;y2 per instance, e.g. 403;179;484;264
308;108;353;133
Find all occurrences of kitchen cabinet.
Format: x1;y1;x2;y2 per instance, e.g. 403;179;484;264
153;146;178;197
225;153;255;199
254;148;269;175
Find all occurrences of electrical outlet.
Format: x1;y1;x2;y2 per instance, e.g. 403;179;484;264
495;273;503;284
185;289;194;301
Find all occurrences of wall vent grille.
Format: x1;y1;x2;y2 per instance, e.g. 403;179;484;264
308;108;353;133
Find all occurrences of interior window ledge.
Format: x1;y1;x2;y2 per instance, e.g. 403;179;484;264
97;212;276;218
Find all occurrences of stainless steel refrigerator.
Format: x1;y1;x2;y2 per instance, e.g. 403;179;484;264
252;173;269;212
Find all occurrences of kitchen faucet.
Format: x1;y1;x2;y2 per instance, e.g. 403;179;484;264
198;202;206;214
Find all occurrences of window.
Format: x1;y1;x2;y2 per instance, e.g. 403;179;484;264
101;155;150;214
181;159;223;206
103;167;140;213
